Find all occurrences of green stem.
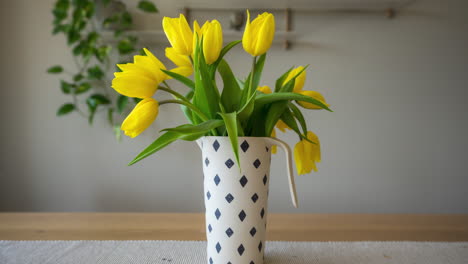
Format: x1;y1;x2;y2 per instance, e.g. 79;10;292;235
247;56;257;97
159;99;209;122
158;86;189;103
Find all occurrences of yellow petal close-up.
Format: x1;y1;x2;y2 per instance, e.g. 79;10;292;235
257;85;272;94
283;66;306;93
121;98;159;138
112;72;158;99
165;47;193;77
242;10;275;56
293;131;321;175
297;90;330;109
162;14;193;56
275;119;291;132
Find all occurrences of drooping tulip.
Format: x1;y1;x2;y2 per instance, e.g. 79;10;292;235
294;131;321;175
165;47;193;77
162;14;193;56
242;10;275;56
283;66;306;93
121;98;159;138
112;48;166;98
297;90;329;109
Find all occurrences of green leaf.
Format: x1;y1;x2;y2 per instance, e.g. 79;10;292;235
237;92;256;123
161;69;195;90
128;130;204;165
47;65;63;74
255;92;332;111
73;73;84;82
60;80;72;94
67;30;80;45
181;90;194;124
280;109;314;144
57;103;75;116
279;65;308;93
118;38;135;54
95;45;112;63
87;65;104;80
275;67;294;92
162;119;224;134
138;0;158;13
117;95;128;114
75;82;91;94
219;60;242;113
264;101;289;137
89;94;111;104
218;112;240;167
288;103;308;136
120;11;133;28
251;53;267;94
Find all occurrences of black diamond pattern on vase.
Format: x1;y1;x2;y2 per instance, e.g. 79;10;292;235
225;193;234;203
205;157;210;166
208;224;212;233
225;158;234;168
240;140;249;152
263;175;267;185
239;175;248;187
215;208;221;220
216;242;222;253
250;261;255;264
266;146;269;152
258;241;263;252
253;158;261;168
206;191;211;200
214;174;220;186
209;257;213;264
237;244;245;256
260;208;265;219
213;140;220;151
238;210;246;221
225;227;234;237
251;193;259;203
250;227;257;236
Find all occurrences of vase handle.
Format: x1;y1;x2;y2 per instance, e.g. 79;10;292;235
264;137;299;208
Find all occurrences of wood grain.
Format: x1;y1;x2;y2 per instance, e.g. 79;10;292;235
0;213;467;241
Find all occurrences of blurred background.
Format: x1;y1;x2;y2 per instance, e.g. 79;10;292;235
0;0;467;213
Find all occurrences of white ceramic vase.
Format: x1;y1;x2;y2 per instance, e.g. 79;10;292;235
198;136;298;264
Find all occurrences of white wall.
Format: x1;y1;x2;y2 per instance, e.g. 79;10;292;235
1;0;467;213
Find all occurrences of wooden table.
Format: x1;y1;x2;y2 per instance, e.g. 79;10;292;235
1;213;467;241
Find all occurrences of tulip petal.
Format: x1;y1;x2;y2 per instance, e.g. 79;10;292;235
112;73;158;98
297;90;329;109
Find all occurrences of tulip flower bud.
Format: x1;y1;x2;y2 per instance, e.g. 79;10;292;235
121;98;159;138
193;20;223;64
294;131;321;175
242;10;275;56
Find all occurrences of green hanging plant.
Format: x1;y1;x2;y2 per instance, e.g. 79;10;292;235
47;0;158;140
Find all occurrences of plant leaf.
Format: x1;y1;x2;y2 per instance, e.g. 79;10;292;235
89;94;111;104
74;82;91;94
138;0;158;13
128;130;205;165
181;90;194;124
218;60;242;113
218;112;240;167
60;80;72;94
47;65;63;74
161;119;224;134
161;69;194;90
274;67;293;92
57;103;75;116
255;92;332;111
288;102;308;136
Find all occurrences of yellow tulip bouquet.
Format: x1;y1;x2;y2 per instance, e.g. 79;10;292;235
112;11;332;175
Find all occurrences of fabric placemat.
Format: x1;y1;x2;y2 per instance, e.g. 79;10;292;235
1;240;467;264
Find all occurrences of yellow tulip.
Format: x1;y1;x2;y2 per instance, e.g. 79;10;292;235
192;20;223;64
297;90;329;109
294;131;321;175
165;47;193;77
283;66;306;93
121;98;159;138
242;10;275;56
276;119;291;132
257;85;272;94
112;48;166;98
162;14;193;56
270;128;277;154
